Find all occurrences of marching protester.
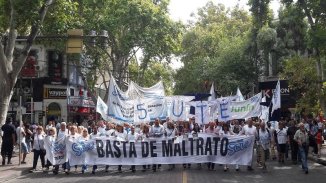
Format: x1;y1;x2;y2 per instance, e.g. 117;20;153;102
57;122;68;140
239;118;257;171
115;124;127;173
191;122;202;169
16;122;28;164
140;124;151;172
164;121;177;170
205;122;217;170
30;126;46;172
181;121;192;169
151;118;164;172
255;121;262;166
104;122;116;172
276;122;288;163
294;123;309;174
127;125;139;172
1;119;16;165
44;127;56;173
219;123;234;172
80;129;90;174
45;120;54;135
89;124;100;174
64;125;80;175
24;124;33;154
267;121;277;160
287;120;299;164
257;122;271;170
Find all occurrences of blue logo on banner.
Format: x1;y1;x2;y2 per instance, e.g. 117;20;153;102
53;141;66;153
72;141;95;156
227;139;253;156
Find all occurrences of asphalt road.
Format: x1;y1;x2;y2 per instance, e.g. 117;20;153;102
5;159;326;183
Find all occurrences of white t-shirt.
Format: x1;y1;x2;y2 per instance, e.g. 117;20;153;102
127;132;139;142
90;133;100;139
98;126;106;135
241;125;257;136
276;128;288;144
165;128;176;139
16;127;26;143
258;129;270;150
57;129;68;139
116;131;127;141
33;134;45;150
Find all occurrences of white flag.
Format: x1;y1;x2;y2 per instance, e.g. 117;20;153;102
236;87;245;101
208;82;215;101
271;80;281;115
96;96;109;120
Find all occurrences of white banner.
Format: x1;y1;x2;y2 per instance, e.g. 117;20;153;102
44;136;66;165
107;77;166;122
45;134;255;166
166;96;195;121
216;93;262;121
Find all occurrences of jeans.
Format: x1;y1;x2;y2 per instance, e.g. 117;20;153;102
298;145;309;171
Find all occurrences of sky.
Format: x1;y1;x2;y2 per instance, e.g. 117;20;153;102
168;0;281;24
167;0;281;70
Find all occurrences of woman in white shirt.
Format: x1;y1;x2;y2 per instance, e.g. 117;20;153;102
30;126;46;172
90;125;100;174
45;127;58;174
115;124;127;173
127;126;139;172
164;121;177;170
65;126;80;174
219;123;234;171
80;129;90;174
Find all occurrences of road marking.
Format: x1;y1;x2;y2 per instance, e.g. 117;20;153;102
182;170;187;183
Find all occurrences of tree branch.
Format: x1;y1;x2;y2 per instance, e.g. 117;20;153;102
13;0;54;78
5;0;16;66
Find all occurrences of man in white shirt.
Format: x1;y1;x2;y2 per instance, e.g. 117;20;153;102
239;118;257;171
16;123;28;164
276;122;288;163
57;122;68;139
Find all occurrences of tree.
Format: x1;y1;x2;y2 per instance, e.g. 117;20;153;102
0;0;54;126
174;2;255;96
281;0;326;113
281;56;320;114
128;59;175;95
80;0;182;90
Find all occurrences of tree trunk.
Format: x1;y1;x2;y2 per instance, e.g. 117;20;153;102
0;0;53;126
0;84;13;126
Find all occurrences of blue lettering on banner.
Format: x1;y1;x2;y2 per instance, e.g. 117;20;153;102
72;141;95;156
227;139;253;156
112;85;128;101
220;101;229;119
172;100;183;117
137;104;147;120
196;103;207;124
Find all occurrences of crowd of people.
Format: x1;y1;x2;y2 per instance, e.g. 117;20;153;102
1;116;325;175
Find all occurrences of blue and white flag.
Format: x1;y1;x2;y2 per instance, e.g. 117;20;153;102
96;96;109;120
236;87;245;102
271;80;281;115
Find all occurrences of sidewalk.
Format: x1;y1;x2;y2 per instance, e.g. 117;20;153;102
0;150;33;183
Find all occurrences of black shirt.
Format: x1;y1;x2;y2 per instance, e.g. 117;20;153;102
1;123;16;143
